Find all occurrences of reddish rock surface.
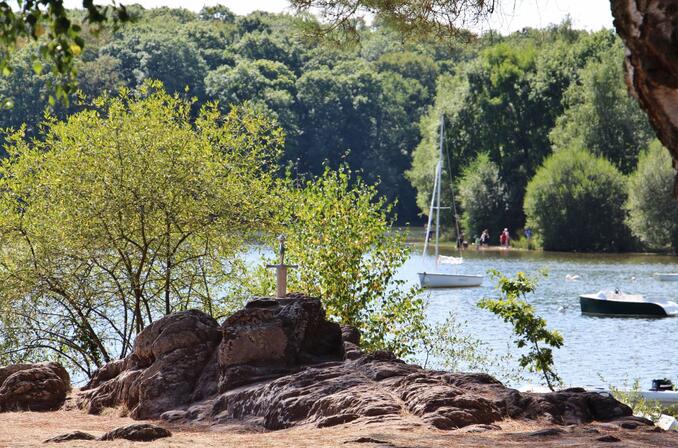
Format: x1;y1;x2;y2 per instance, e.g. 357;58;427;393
0;362;70;412
75;296;634;432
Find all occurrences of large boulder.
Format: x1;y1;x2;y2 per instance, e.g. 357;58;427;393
76;296;344;419
0;362;70;412
77;309;221;418
75;295;633;431
218;297;343;391
162;351;632;431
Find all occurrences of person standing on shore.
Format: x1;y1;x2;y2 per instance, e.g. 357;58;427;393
480;229;490;247
500;228;510;248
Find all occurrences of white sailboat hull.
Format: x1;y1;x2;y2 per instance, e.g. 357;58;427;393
654;273;678;281
418;272;483;288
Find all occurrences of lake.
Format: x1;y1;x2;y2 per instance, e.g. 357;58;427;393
403;247;678;389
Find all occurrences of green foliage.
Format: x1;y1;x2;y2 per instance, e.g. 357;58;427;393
407;29;621;232
478;270;563;391
257;167;425;358
0;83;283;376
549;43;654;174
524;147;633;252
625;140;678;251
0;0;129;102
418;313;526;386
457;153;509;238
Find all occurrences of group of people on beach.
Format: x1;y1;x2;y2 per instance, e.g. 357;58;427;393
430;226;533;250
464;228;518;249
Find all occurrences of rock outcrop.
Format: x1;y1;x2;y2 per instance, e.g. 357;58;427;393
44;424;171;443
99;423;172;442
611;0;678;189
75;295;633;431
0;362;70;412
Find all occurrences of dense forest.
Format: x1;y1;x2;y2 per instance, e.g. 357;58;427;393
0;6;670;252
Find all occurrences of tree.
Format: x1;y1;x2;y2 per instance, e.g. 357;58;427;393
290;0;495;37
0;1;129;101
625;140;678;251
0;84;283;376
524;147;633;252
549;43;654;174
478;271;563;391
100;31;208;98
457;153;509;239
258;167;425;358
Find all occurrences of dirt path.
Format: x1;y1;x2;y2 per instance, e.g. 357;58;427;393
1;410;676;448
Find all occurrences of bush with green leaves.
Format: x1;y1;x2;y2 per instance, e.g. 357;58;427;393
524;147;633;252
0;83;283;376
478;270;563;391
457;153;509;239
625;140;678;252
249;167;425;358
417;313;526;386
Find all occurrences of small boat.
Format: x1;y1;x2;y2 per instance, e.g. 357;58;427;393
418;272;483;288
654;273;678;281
579;290;678;317
590;379;678;410
417;115;484;289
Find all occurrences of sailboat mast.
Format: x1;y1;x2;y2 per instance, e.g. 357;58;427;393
434;115;444;259
422;159;439;257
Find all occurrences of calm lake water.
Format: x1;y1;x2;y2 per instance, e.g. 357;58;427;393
403;247;678;389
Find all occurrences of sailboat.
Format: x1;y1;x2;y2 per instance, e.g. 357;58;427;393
418;115;483;289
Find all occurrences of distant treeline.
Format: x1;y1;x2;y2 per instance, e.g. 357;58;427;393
0;6;668;251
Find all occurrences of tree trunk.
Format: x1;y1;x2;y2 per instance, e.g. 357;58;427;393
611;0;678;192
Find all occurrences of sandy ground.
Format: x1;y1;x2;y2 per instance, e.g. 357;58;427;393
1;409;677;448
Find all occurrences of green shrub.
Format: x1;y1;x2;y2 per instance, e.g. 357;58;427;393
478;270;563;391
524;147;633;251
457;153;509;239
625;140;678;252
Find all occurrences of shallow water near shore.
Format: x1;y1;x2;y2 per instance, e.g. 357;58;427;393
403;247;678;389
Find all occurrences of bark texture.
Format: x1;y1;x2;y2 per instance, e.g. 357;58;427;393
611;0;678;190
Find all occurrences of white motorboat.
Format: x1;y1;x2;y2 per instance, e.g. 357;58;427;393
417;115;484;289
418;272;483;288
654;273;678;281
579;290;678;317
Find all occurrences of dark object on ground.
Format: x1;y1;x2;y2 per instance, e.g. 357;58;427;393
44;431;96;443
0;362;70;412
597;434;622;442
526;428;565;437
99;423;172;441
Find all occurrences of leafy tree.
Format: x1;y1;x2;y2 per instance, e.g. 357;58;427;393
457;153;509;239
234;31;304;73
375;51;438;97
205;59;299;150
478;271;563;391
408;30;620;231
100;31;208;98
290;0;495;37
0;0;129;101
0;84;283;376
549;43;654;174
272;167;425;357
626;140;678;251
524;147;633;252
